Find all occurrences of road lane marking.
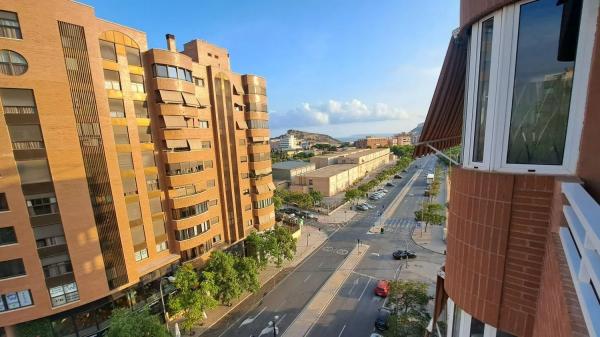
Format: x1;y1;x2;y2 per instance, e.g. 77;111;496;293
318;261;324;268
303;274;312;283
239;306;267;328
351;271;377;280
348;277;360;296
358;278;372;301
338;324;346;337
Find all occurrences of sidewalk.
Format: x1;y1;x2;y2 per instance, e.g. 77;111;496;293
411;224;446;254
187;224;328;336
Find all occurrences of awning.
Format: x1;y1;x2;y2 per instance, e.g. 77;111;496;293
414;37;467;157
162;115;186;128
267;182;276;191
236;120;248;130
182;92;201;107
187;139;204;150
253;168;272;176
256;184;269;194
425;268;448;337
165;139;187;149
158;90;184;104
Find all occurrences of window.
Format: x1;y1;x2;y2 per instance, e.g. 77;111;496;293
253;198;273;209
117;153;133;170
130;74;145;93
0;88;36;115
194;77;205;87
17;159;52;184
142;151;155;167
8;124;44;150
156;241;168;253
0;227;16;245
248;119;269;129
138;126;152;143
213;234;222;243
201;141;211;149
207;179;216;188
149;197;163;214
154;64;168;78
167;66;177;78
250;152;270;162
243;189;250;196
26;193;59;216
134;100;148;118
172;184;200;198
127;201;142;222
462;0;588;173
146;174;160;191
99;40;117;61
130;224;146;246
470;317;485;337
451;306;462;337
0;259;25;279
166;161;204;176
152;64;193;82
0;290;33;312
122;177;138;196
240;155;248;163
42;256;72;278
0;50;27;75
246;103;268;112
49;283;79;307
125;46;141;66
108;99;125;118
103;69;121;90
172;201;209;220
153;218;166;236
0;11;21;39
198;120;209;128
134;248;148;262
113;125;129;144
175;220;210;241
34;224;66;248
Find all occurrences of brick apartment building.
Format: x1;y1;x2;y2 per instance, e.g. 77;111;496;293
356;133;413;148
418;0;600;336
0;0;275;336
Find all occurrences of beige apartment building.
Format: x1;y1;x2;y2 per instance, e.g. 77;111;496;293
354;136;389;148
0;0;274;336
391;132;412;146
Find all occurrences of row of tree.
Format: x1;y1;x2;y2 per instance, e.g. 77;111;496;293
415;164;446;231
273;188;323;210
344;156;413;204
168;226;297;333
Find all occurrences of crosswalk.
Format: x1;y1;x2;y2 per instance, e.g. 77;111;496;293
383;217;415;233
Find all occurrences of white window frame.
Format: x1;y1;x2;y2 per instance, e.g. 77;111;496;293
447;300;508;337
463;0;598;174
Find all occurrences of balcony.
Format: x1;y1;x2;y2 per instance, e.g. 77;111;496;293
12;141;44;150
3;106;36;115
559;182;600;337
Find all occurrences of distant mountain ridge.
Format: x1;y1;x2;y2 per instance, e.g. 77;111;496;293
273;129;342;145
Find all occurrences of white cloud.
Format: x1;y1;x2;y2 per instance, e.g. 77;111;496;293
270;99;411;129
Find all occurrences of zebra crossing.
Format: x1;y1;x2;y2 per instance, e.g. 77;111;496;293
383;217;415;233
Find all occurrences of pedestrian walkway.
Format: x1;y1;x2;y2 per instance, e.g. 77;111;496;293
411;224;446;254
187;224;328;336
316;201;356;224
282;244;369;337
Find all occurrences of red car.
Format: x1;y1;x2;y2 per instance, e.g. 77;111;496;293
374;280;390;297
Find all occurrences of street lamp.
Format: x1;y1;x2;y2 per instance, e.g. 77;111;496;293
159;276;176;326
268;315;280;336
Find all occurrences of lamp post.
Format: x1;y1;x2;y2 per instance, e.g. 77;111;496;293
268;315;280;336
159;276;176;327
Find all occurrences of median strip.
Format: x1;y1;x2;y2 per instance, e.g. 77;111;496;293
282;244;369;337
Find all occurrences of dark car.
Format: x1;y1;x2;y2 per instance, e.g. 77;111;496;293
374;308;391;331
386;182;395;187
281;208;297;215
394;174;402;179
393;250;417;260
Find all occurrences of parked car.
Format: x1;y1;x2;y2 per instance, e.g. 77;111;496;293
394;174;402;179
356;204;369;211
374;308;392;331
281;208;297;215
393;250;417;260
298;210;318;219
370;334;384;337
369;194;382;200
374;280;390;297
360;202;375;209
275;212;284;222
386;182;395;187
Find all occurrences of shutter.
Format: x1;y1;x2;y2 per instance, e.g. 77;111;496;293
158;90;184;104
182;92;201;107
236;120;248;130
162;115;187;128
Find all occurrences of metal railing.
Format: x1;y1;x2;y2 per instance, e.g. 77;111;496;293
3;106;36;115
559;182;600;337
12;141;44;150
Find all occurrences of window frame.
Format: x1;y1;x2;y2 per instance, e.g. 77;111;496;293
462;0;598;174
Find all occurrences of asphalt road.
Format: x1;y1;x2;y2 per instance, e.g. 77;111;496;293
201;155;444;337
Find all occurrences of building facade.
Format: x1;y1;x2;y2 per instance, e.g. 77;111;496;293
278;134;300;150
354;136;390;149
418;0;600;336
272;161;316;181
0;1;275;336
391;132;412;146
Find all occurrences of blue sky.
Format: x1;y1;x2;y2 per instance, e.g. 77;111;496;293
86;0;459;138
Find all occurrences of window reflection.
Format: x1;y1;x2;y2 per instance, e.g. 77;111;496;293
472;18;493;162
507;0;575;165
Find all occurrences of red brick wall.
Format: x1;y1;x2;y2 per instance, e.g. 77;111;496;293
497;175;554;336
532;233;589;337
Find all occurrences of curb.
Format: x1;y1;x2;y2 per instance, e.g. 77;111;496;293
409;225;446;255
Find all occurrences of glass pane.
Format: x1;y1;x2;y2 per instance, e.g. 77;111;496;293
507;0;575;165
167;66;177;78
126;46;141;66
470;316;485;337
131;225;146;245
472;18;494;162
497;330;516;337
16;159;52;184
99;40;116;61
452;307;462;337
155;64;168;77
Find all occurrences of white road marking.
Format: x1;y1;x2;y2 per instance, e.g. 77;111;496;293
303;274;312;283
348;277;360;296
358;278;372;301
239;306;267;328
351;271;377;280
338;324;346;337
318;261;324;268
371;252;380;257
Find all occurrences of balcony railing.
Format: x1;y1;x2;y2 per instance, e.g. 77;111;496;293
3;106;37;115
559;182;600;337
12;141;44;150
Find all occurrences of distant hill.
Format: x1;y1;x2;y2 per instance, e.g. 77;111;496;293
273;129;342;145
410;122;424;135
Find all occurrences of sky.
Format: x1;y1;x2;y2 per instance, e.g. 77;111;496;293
85;0;459;139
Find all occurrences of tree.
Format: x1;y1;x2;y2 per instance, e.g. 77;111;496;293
107;308;170;337
15;319;53;337
385;280;431;337
205;251;243;306
246;231;269;269
415;203;446;232
235;256;260;293
168;264;218;333
309;190;323;205
344;189;362;204
273;192;284;210
264;226;297;267
390;145;415;158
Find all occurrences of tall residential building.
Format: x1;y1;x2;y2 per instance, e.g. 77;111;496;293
418;0;600;336
0;1;274;336
279;134;300;150
354;136;390;148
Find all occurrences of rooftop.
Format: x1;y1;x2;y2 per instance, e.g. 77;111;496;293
343;148;389;159
272;161;314;170
300;164;358;178
312;149;365;159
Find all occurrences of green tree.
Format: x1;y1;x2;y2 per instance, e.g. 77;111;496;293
385;280;431;337
273;192;284;210
169;264;218;333
415;203;446;231
390;145;415;158
205;251;243;306
107;308;170;337
265;226;297;267
344;189;362;204
15;319;53;337
235;256;260;293
308;190;323;205
246;231;269;269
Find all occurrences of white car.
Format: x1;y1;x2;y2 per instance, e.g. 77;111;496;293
370;333;384;337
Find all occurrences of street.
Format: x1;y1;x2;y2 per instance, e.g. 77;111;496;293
201;155;445;337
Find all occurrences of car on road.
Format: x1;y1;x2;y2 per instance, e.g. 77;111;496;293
374;308;392;331
374;280;390;297
386;182;395;187
369;194;382;200
376;188;388;193
393;250;417;260
370;333;384;337
394;174;402;179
